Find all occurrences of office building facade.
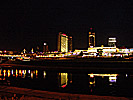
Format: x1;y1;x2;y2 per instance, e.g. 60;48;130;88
43;43;49;53
58;32;68;52
108;37;116;47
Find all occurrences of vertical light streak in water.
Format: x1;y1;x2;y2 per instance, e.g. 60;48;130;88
43;71;46;78
36;70;38;78
24;70;26;75
28;70;30;74
8;70;10;77
31;71;33;79
27;70;31;78
0;69;2;76
19;70;22;76
70;73;72;83
11;69;13;76
3;70;6;77
22;70;26;78
16;69;18;77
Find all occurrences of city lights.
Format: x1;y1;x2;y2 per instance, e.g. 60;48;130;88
0;29;133;60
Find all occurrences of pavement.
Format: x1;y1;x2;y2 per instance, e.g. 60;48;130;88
0;86;132;100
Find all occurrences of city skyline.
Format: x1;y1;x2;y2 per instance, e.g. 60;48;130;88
0;0;133;51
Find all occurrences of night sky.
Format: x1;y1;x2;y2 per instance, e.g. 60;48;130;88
0;0;133;51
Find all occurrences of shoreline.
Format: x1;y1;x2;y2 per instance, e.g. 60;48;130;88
0;86;131;100
0;58;133;73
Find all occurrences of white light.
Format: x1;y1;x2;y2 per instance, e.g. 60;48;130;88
44;43;47;45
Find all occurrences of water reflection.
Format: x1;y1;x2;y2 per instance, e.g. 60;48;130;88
43;71;46;78
58;73;68;88
0;69;39;79
0;67;132;97
88;73;118;85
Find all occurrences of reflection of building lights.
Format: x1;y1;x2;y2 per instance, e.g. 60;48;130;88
24;70;26;74
88;74;118;77
70;73;72;83
126;74;128;77
28;70;30;74
109;76;117;83
3;70;6;77
62;84;67;88
8;70;10;77
11;70;13;75
36;70;38;78
0;69;2;76
19;70;22;76
22;70;24;74
16;69;18;77
61;73;68;87
88;74;118;85
22;70;26;78
31;72;33;79
90;81;95;85
43;71;46;78
33;70;35;74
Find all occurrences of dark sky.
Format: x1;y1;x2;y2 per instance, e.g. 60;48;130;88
0;0;133;51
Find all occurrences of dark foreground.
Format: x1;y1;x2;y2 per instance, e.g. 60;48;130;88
0;86;131;100
0;58;133;99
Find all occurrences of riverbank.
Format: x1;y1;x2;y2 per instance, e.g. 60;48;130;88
1;58;133;73
0;86;131;100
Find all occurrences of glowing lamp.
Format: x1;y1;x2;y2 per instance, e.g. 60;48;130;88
44;43;47;45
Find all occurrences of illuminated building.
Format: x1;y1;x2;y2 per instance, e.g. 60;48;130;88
57;32;68;52
31;48;34;53
88;28;95;47
43;43;49;53
108;37;116;47
68;36;72;52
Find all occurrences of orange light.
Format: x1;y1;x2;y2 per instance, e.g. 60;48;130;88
16;69;18;77
0;70;1;76
3;70;6;77
8;70;10;77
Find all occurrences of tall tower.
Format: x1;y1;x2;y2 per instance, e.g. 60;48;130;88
57;32;68;52
43;43;49;53
88;28;95;47
68;36;72;52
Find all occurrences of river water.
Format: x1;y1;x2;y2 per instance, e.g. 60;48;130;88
0;66;132;97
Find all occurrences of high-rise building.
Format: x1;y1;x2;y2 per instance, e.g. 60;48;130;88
57;32;68;52
68;36;72;52
108;37;116;47
88;28;95;47
43;43;49;53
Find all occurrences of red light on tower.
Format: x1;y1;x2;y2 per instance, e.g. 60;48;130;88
62;33;66;36
90;28;92;30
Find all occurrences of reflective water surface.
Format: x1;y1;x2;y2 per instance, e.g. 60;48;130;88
0;67;133;97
